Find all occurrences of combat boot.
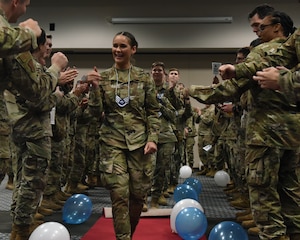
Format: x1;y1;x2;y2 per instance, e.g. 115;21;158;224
236;212;253;222
158;195;168;206
163;190;170;198
34;212;44;220
242;219;256;229
206;168;217;177
10;224;17;240
150;197;159;209
40;195;62;211
5;175;14;190
167;185;176;194
65;181;87;194
78;182;89;190
55;190;71;201
11;224;30;240
230;195;250;210
87;174;98;188
29;220;44;235
290;233;300;240
248;226;259;236
235;208;251;218
142;196;148;212
196;166;208;175
38;206;53;216
277;236;290;240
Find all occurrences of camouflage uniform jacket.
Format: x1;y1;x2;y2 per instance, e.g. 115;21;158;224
0;8;39;137
189;38;300;149
196;104;215;136
7;60;61;142
90;65;160;151
52;92;80;142
156;82;178;143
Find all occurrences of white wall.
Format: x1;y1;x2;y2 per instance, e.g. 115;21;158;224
24;0;300;167
23;0;300;51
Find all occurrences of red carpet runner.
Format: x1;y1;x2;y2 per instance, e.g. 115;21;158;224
82;216;207;240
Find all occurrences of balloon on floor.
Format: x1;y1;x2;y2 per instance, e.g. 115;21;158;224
183;177;203;195
214;170;230;187
179;165;193;178
29;222;70;240
208;221;248;240
170;198;204;233
173;183;199;203
175;207;208;240
63;194;93;224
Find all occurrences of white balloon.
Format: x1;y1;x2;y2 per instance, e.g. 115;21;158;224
179;165;192;178
29;222;70;240
170;198;204;233
214;170;230;187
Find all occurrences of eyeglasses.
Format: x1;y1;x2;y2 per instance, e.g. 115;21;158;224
259;23;277;31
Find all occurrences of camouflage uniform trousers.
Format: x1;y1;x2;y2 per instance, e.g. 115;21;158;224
0;134;11;182
100;142;152;240
85;133;100;177
170;139;185;186
61;134;72;186
11;137;50;225
213;138;227;170
43;138;66;196
185;136;195;168
68;125;87;184
198;134;214;169
234;129;248;193
246;146;300;239
151;142;175;198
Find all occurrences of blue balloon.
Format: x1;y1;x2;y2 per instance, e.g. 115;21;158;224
208;221;248;240
63;194;93;224
183;177;202;195
175;207;207;240
174;184;199;203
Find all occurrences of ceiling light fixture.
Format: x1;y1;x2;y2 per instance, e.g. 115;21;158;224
109;17;233;24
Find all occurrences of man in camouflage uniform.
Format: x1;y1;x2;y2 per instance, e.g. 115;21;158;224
7;29;68;239
149;61;177;209
0;0;42;190
165;69;192;193
193;11;300;240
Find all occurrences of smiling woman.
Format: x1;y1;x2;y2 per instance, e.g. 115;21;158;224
87;31;161;240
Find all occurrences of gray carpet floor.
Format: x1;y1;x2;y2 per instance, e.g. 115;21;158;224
0;173;259;239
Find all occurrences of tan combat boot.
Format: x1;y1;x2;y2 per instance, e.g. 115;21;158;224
242;219;256;229
38;206;54;216
11;224;30;240
34;212;44;220
248;226;259;236
5;175;14;190
236;212;253;222
196;166;208;175
163;190;170;198
55;190;71;201
167;185;176;194
235;208;251;218
65;181;88;194
40;195;62;211
150;197;159;209
158;195;168;206
87;174;98;188
206;168;217;177
230;195;250;210
142;196;148;212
